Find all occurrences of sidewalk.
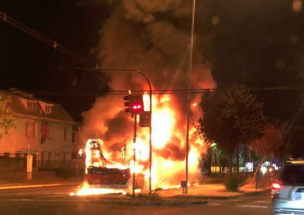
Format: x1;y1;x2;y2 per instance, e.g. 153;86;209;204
157;183;270;199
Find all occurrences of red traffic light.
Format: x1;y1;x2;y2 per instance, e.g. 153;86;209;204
130;95;144;114
131;103;143;111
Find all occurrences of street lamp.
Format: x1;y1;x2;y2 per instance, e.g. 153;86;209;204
74;67;153;194
185;0;196;194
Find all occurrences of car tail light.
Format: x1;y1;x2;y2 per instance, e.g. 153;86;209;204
271;180;283;196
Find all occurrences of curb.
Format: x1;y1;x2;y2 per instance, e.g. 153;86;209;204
169;189;271;200
170;195;239;200
91;198;208;206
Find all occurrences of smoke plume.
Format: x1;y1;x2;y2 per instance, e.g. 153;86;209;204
80;0;216;187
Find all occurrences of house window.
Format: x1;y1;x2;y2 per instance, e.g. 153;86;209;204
72;151;78;159
25;122;31;136
63;153;68;165
33;123;37;137
27;101;36;111
33;154;37;168
64;126;68;140
45;105;52;114
72;132;76;143
41;151;46;166
47;152;52;166
25;122;37;137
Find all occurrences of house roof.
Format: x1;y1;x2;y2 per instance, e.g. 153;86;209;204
0;88;76;124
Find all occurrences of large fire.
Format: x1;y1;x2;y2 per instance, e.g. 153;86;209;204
65;0;218;197
72;93;206;196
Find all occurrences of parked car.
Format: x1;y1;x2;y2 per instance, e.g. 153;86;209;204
271;160;304;215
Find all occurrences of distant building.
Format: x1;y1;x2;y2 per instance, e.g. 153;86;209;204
0;88;81;171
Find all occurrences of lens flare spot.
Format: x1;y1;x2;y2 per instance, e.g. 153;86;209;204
212;16;220;25
290;35;299;45
293;0;302;12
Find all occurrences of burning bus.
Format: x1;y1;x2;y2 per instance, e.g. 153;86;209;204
83;139;132;186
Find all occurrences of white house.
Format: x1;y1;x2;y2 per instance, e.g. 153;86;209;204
0;88;80;171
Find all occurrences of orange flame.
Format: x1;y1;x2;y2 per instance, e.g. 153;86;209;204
74;94;206;196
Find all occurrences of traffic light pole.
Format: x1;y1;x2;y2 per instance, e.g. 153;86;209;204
132;114;137;197
74;67;153;194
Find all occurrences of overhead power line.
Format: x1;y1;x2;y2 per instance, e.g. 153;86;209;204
1;12;303;96
0;11;95;65
3;86;304;97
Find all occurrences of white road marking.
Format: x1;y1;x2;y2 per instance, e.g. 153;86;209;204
237;204;268;209
231;199;240;202
256;200;271;203
208;203;222;206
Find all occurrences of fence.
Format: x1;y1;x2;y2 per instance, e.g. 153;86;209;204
0;154;85;180
0;156;26;172
37;158;85;170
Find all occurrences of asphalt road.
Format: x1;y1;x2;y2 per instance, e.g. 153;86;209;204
0;186;272;215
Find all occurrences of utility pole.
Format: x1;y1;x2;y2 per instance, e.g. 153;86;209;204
185;0;196;194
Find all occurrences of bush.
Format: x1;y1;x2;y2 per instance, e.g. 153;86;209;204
224;174;247;192
136;189;161;200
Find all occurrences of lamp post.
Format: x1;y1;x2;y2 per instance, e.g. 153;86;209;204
74;67;153;194
185;0;196;194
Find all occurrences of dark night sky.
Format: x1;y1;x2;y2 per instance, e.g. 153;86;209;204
1;0;304;129
212;0;304;122
0;0;110;122
1;0;304;157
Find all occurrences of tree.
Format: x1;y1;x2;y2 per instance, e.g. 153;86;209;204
249;119;291;183
196;84;266;175
0;96;17;139
251;119;291;163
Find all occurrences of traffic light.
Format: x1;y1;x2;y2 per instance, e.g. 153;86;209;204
130;95;144;115
123;95;131;113
139;111;151;127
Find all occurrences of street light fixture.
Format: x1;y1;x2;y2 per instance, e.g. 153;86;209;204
74;67;153;194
